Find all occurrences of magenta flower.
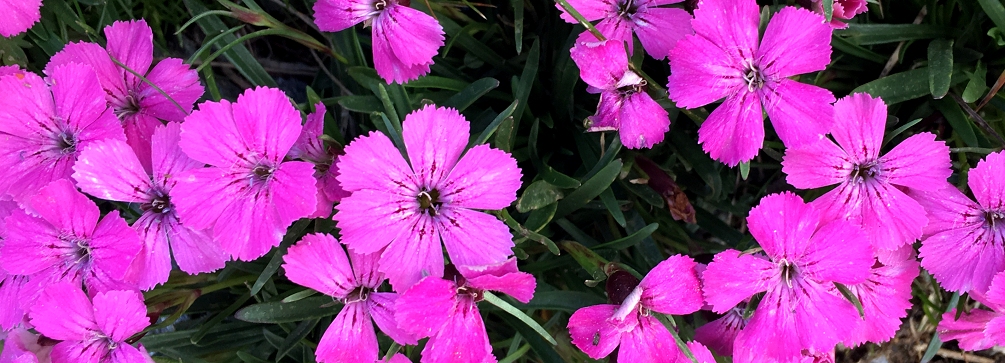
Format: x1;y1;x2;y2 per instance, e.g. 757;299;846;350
570;40;670;149
557;0;692;59
48;20;204;172
667;0;835;166
0;199;30;332
686;341;718;363
73;123;227;290
801;0;867;29
0;180;141;293
0;327;54;363
0;65;20;76
0;63;125;201
909;151;1005;293
940;271;1005;351
702;192;873;363
395;259;536;363
782;93;951;251
287;103;349;218
843;246;919;346
0;0;41;37
29;282;150;363
282;233;415;363
314;0;444;84
335;104;521;289
172;87;317;261
567;255;704;362
693;301;748;356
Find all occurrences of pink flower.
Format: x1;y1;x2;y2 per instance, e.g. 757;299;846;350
0;0;41;37
687;341;718;363
570;40;670;149
940;271;1005;351
702;192;873;363
0;327;54;363
314;0;444;83
48;20;204;172
73;123;227;290
693;301;748;356
567;255;704;362
0;198;29;331
28;282;150;363
910;151;1005;293
0;179;141;293
782;93;951;251
335;104;521;289
395;259;536;363
287;103;349;218
282;233;415;363
843;246;919;346
667;0;835;166
800;0;868;29
173;87;317;261
556;0;692;59
0;64;125;201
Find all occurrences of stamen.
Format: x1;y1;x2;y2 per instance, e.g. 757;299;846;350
779;259;796;288
417;189;442;216
742;59;765;92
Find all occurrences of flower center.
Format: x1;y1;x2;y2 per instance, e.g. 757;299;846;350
374;0;388;10
779;259;797;288
417;189;442;216
345;286;372;304
63;235;92;264
985;210;1005;229
742;60;765;92
56;132;78;154
114;94;141;119
849;161;880;182
611;286;644;322
252;165;274;183
143;193;171;214
616;0;638;19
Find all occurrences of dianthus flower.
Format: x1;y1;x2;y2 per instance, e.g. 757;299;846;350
73;123;226;290
782;93;951;251
693;301;748;356
172;87;317;261
556;0;692;59
939;271;1005;351
843;246;918;346
909;151;1005;293
0;327;54;363
395;259;536;363
335;104;521;289
314;0;444;84
282;233;415;363
0;180;141;293
702;192;873;363
567;256;704;362
0;198;28;331
799;0;867;29
29;282;151;363
48;20;203;171
0;0;41;37
287;104;348;218
570;40;669;149
667;0;835;166
0;63;124;201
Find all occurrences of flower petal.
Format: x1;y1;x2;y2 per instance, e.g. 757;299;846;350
697;91;764;166
337;130;417;194
756;7;832;78
231;87;303;164
633;7;693;60
569;40;627;90
556;0;612;22
939;309;997;351
124;213;173;290
89;210;143;284
283;233;356;299
567;304;624;359
73;139;154;203
179;99;244;167
46;42;125;98
457;258;536;303
439;144;521;210
800;219;873;285
402;105;469;189
689;0;759;63
760;79;835;149
0;0;41;37
159;215;225;275
379;215;445;290
617;314;679;363
879;132;951;190
29;282;96;341
437;207;514;269
969;150;1005;209
104;20;154;85
317;302;378;363
748;192;819;259
138;58;204;123
913;185;999;293
312;0;369;32
830;93;886;162
618;91;670;149
782;139;849;189
151;122;203;190
50;341;105;363
379;5;444;68
395;276;457;338
845;255;919;345
92;290;148;342
701;249;774;313
639;254;704;315
369;292;418;345
666;34;745;108
812;181;927;251
335;190;418;255
423;298;495;363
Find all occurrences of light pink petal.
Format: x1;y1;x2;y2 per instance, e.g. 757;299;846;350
617;314;679;363
383;354;411;363
0;0;41;37
686;341;718;363
756;7;832;78
879;132;951;190
151;123;202;189
178;99;245;167
0;211;62;276
830;93;886;162
395;276;457;338
50;341;104;363
688;0;759;65
312;0;369;32
423;298;495;363
336;130;417;193
697;91;764;166
939;309;997;351
570;40;627;90
800;219;873;285
701;249;774;313
372;32;431;84
0;275;28;331
89;210;143;284
556;0;612;22
316;302;378;363
458;258;536;303
693;307;746;356
379;5;444;67
369;292;418;345
782;139;849;189
437;207;514;269
137;58;203;123
402;105;469;189
160;215;225;274
969;151;1005;208
124;213;173;290
984;315;1005;346
73;139;153;203
232;87;303;164
748;192;819;259
812;181;927;251
639;254;704;315
760;79;835;149
288;103;328;162
171;168;239;231
107;344;148;363
122;113;161;174
618;91;670;149
28;283;97;341
790;282;861;354
439;144;521;210
845;256;919;345
92;290;148;342
50;62;124;140
266;160;318;227
567;304;623;359
104;20;154;85
29;179;100;238
985;271;1005;309
588;91;621;131
666;33;745;108
349;250;384;289
335;190;418;255
283;233;356;299
47;42;125;98
379;215;445;290
633;7;693;60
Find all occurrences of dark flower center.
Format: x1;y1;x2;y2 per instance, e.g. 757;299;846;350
374;0;388;10
252;165;274;182
779;259;797;287
849;161;880;181
742;60;766;92
63;235;91;264
56;132;78;154
417;189;442;216
143;193;171;214
616;79;647;96
345;286;372;304
605;270;641;305
986;210;1005;229
114;94;142;119
616;0;639;19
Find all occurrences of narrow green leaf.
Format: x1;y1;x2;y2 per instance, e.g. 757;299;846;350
555;159;623;219
501;209;561;255
928;39;954;99
377;83;403;132
963;61;988;103
275;318;320;362
281;289;318;303
514;291;606;312
473;100;519;146
516;180;564;213
404;76;470;91
822;0;833;22
495;314;564;363
513;39;540;125
920;333;942;363
593;223;658;250
512;0;524;53
853;66;968;105
483;292;557;345
831;34;887;63
250;219;311;296
183;0;276;86
442;78;500;112
669;131;721;199
237;351;271;363
599;188;626;227
834;283;865;318
494;116;516;152
191;292;252;344
375;112;407;157
235;296;342;324
524;202;557;232
540;166;581;189
882;118;924;146
979;0;1005;32
836;24;950;45
561;240;609;281
933;97;979;147
739;161;751;180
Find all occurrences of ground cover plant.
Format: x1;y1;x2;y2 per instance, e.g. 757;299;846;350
2;0;1005;362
